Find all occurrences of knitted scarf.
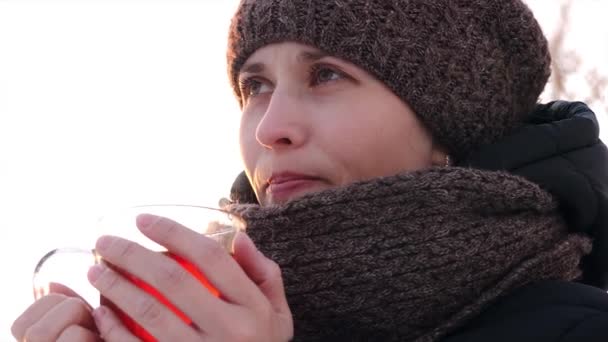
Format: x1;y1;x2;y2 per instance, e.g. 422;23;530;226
227;167;591;341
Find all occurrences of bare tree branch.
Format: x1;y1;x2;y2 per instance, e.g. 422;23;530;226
546;0;608;113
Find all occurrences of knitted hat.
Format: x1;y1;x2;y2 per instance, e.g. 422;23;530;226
226;0;551;160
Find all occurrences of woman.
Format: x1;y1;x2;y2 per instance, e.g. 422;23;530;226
12;0;608;341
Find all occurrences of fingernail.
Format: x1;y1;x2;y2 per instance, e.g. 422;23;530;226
93;306;107;319
96;236;114;251
136;213;159;230
88;264;105;283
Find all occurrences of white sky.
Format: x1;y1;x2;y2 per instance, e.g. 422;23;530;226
0;1;606;340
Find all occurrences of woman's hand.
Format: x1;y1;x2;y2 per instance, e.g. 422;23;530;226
88;214;294;342
11;283;100;341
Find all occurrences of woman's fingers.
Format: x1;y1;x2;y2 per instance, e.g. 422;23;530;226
91;233;227;331
92;306;140;342
89;214;292;340
56;324;100;342
32;296;96;340
49;282;84;298
49;282;94;310
12;295;95;342
134;214;263;306
87;262;201;341
11;295;64;340
233;232;292;317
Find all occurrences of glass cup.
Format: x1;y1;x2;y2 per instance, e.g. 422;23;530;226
32;204;245;342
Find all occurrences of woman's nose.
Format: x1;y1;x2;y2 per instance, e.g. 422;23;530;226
255;92;307;150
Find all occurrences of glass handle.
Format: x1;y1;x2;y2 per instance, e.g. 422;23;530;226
32;247;98;301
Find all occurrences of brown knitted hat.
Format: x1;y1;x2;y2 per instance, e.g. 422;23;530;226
226;0;551;160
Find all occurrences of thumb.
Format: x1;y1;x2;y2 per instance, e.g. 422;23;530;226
233;232;290;315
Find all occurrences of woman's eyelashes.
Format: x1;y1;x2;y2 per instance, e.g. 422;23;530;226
309;64;347;86
239;63;351;103
239;77;273;100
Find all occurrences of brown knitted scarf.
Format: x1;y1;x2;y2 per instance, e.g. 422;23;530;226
227;168;591;341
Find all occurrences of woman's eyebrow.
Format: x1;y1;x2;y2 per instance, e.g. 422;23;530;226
240;62;264;76
297;51;328;63
239;50;329;77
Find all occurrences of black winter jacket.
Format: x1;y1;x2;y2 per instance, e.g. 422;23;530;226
444;281;608;341
451;101;608;341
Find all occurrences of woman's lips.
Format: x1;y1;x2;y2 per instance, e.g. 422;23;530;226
265;174;323;203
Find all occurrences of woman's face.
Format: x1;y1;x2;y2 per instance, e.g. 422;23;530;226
238;42;445;206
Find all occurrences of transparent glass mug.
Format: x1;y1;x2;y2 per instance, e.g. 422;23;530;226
32;205;245;342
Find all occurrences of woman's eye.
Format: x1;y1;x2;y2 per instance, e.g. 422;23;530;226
311;66;343;86
240;78;272;99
